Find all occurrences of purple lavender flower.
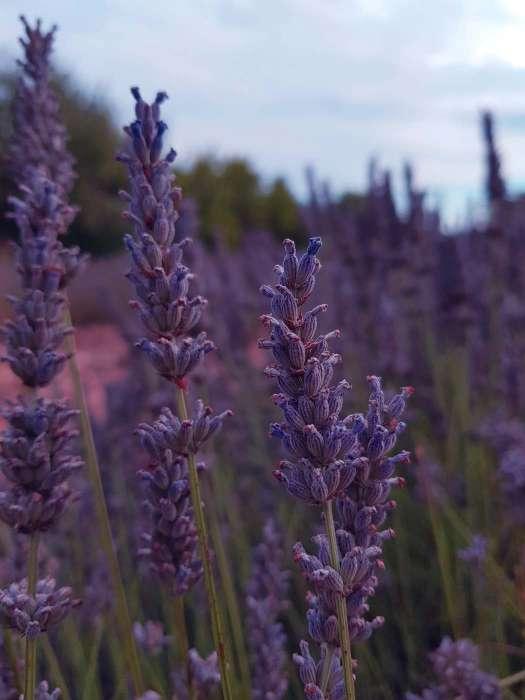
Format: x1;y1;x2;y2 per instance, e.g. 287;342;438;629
35;681;61;699
259;237;358;505
0;399;83;533
172;648;221;700
2;18;85;388
136;402;230;595
407;637;501;700
133;621;171;656
0;577;80;638
458;534;488;569
246;518;289;700
261;239;413;693
118;87;213;387
293;640;345;700
8;17;76;194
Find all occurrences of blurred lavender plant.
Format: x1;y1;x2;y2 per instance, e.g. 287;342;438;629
246;518;290;700
133;621;171;656
407;637;501;699
0;17;85;700
0;399;82;533
118;86;233;698
0;577;80;638
458;534;488;569
172;649;221;700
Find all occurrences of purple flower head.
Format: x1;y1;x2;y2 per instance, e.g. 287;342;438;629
9;17;76;195
293;640;347;700
136;434;202;596
458;534;488;569
118;87;213;387
260;237;359;505
1;288;72;387
292;376;411;651
0;577;81;638
36;681;61;700
133;620;171;656
246;518;290;700
0;398;83;533
172;648;221;700
408;637;501;700
134;400;231;596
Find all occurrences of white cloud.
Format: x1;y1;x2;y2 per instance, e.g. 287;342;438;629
1;0;525;220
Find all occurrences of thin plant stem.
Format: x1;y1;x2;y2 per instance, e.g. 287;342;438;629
3;628;22;694
41;635;72;700
175;386;234;700
323;500;356;700
320;645;335;693
63;307;145;696
207;493;251;699
174;596;195;700
24;532;39;700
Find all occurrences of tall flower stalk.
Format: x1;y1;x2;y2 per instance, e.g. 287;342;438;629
259;238;413;699
118;86;234;700
3;15;146;696
0;17;87;699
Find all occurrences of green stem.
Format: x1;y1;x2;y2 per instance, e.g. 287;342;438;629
3;629;22;694
208;494;251;699
176;386;234;700
63;307;144;696
323;501;356;700
174;596;195;700
320;645;336;694
41;636;72;700
24;533;39;700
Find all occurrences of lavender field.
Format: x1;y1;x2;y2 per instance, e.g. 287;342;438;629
1;10;525;700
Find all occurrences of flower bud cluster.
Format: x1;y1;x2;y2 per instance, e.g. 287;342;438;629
0;577;80;638
246;519;290;700
294;376;412;654
260;238;358;504
407;637;501;699
0;398;83;533
118;87;213;384
2;18;85;389
136;402;230;595
9;17;76;194
293;640;345;700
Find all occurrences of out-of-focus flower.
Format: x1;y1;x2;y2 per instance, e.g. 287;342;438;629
407;637;501;699
0;577;81;638
0;399;83;533
458;534;488;569
293;640;345;700
172;648;221;699
133;621;171;656
35;680;61;699
246;518;289;700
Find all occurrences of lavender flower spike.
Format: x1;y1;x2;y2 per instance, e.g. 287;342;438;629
0;577;81;639
118;87;213;387
260;237;358;505
246;519;290;700
0;399;83;533
9;16;76;194
119;87;234;698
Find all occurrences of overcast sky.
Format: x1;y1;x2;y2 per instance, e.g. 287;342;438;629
2;0;525;222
